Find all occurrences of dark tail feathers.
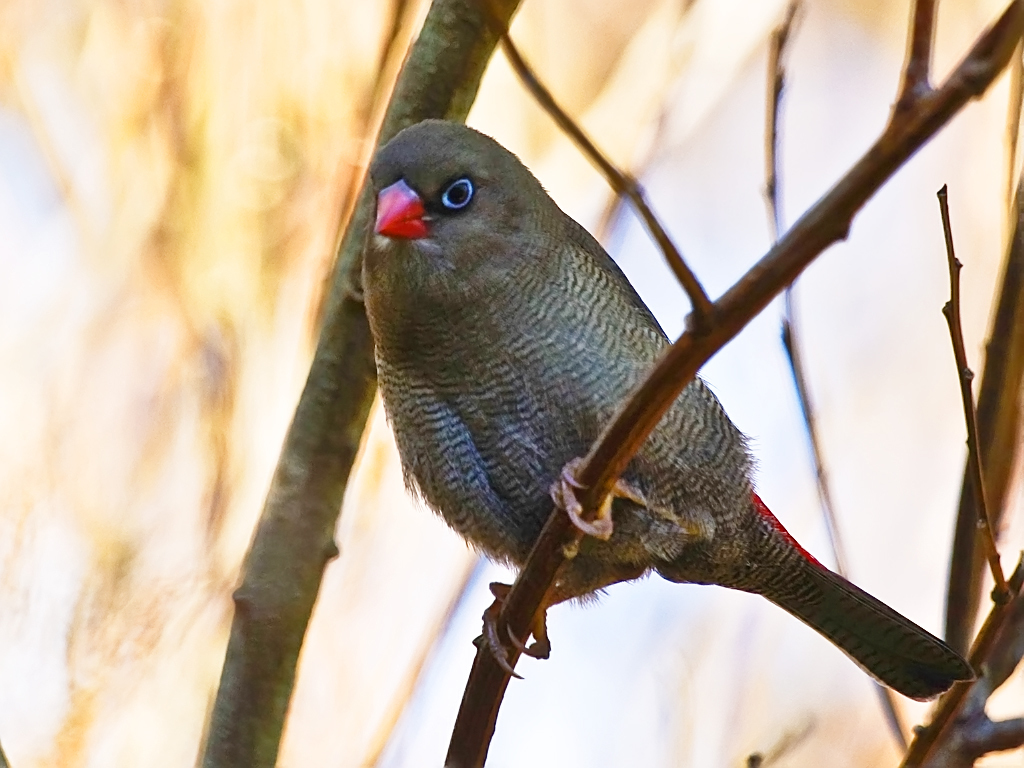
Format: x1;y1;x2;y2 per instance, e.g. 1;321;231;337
761;558;973;700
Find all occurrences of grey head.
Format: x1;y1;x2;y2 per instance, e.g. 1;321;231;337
364;120;566;307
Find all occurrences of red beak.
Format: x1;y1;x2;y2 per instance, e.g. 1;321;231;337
375;179;428;239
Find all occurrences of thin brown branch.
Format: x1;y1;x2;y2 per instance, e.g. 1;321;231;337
199;2;524;767
479;0;715;331
1005;41;1023;209
592;92;672;244
780;296;848;573
446;4;1024;767
312;0;420;329
938;186;1010;603
765;3;906;746
944;170;1024;654
783;300;910;746
370;0;417;115
764;0;848;579
765;1;800;243
897;0;938;111
902;556;1024;767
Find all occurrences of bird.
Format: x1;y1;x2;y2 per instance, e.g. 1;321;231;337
361;118;973;700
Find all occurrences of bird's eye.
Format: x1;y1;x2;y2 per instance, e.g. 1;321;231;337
440;178;474;211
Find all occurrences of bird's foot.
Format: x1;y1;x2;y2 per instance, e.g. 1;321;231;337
475;582;551;678
551;457;647;541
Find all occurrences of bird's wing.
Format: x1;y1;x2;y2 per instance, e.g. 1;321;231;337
559;215;669;344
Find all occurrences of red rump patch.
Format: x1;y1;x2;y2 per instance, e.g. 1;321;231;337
751;492;821;566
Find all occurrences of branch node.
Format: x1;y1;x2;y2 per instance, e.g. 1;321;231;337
324;540;340;562
992;581;1012;605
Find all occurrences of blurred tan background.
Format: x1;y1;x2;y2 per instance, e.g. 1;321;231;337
0;0;1021;765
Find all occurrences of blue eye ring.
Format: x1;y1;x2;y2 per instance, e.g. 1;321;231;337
440;177;474;210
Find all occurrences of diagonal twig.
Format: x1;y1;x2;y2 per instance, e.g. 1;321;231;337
199;2;525;767
445;4;1024;767
479;0;715;331
937;186;1009;603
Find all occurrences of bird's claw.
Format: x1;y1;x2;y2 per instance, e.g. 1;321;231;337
505;619;551;660
552;459;613;539
479;597;522;679
551;457;648;541
475;582;552;676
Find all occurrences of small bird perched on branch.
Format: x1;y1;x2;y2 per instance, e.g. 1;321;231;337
362;119;972;700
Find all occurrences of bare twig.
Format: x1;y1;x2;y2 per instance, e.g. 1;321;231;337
1005;41;1023;209
479;0;715;331
914;189;1024;767
199;2;524;767
445;5;1024;767
944;40;1024;654
902;557;1024;767
314;0;420;326
944;172;1024;654
782;304;913;749
763;1;849;576
937;186;1010;603
764;3;907;746
778;311;848;573
765;1;800;244
897;0;938;111
370;0;417;116
592;80;672;245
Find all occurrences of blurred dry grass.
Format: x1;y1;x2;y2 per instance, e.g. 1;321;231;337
0;0;698;763
0;0;1022;766
0;0;423;764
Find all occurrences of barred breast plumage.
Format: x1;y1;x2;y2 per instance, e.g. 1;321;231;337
361;119;972;700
